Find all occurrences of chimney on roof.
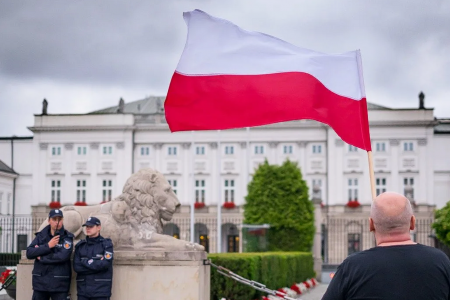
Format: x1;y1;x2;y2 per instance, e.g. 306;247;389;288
418;91;425;109
42;98;48;115
117;98;125;113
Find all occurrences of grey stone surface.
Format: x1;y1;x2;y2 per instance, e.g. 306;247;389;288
18;249;211;300
299;284;328;300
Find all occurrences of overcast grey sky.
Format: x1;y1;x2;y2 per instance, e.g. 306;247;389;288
1;0;449;136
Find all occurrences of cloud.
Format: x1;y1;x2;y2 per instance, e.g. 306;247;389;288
1;0;449;136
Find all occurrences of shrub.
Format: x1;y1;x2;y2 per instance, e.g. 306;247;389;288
244;160;315;252
433;201;450;246
208;252;314;300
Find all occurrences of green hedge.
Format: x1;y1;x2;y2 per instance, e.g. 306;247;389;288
0;253;21;267
208;252;314;300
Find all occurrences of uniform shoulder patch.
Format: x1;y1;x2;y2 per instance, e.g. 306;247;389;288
104;251;113;260
63;239;73;250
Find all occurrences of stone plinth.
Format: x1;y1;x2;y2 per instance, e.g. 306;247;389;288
18;250;210;300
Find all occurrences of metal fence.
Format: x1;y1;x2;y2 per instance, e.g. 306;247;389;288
0;214;436;266
322;218;434;264
0;215;46;254
163;215;244;253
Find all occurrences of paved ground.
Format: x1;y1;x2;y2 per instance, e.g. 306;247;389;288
298;284;328;300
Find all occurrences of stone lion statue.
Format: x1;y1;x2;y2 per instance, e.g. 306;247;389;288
39;168;204;251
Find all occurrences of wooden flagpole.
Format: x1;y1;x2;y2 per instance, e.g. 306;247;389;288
367;151;376;200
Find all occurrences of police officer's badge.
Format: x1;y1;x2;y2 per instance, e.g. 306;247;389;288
104;251;113;260
64;240;72;250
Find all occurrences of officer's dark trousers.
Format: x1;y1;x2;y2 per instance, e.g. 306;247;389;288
77;297;110;300
32;291;69;300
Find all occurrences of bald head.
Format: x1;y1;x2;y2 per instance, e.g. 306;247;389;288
370;192;414;235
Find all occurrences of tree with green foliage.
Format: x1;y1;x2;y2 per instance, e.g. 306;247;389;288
433;201;450;246
244;159;315;252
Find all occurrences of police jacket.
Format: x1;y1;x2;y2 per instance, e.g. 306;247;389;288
26;225;74;292
73;235;114;297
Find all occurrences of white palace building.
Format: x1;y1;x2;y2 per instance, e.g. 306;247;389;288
0;93;449;258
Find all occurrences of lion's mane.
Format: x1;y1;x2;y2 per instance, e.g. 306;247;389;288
112;169;165;234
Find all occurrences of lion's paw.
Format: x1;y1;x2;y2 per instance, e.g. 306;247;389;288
185;242;205;251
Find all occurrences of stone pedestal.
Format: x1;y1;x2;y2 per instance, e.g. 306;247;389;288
17;250;210;300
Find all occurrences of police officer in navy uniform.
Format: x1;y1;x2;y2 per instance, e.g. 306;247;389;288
26;209;74;300
73;217;113;300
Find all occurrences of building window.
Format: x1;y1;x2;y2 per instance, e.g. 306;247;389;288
52;146;61;156
254;145;264;155
102;180;113;202
283;145;293;154
348;178;359;202
103;146;113;155
224;179;235;203
376;142;386;152
196;146;205;155
348;233;361;255
225;146;234;155
168;179;178;194
0;192;2;214
195;180;205;203
348;145;358;152
403;142;414;152
76;180;87;203
312;145;322;154
168;146;177;156
376;178;387;195
403;177;414;199
77;146;87;155
51;180;61;203
140;146;150;156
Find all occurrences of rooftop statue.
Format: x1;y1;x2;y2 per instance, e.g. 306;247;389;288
39;168;204;251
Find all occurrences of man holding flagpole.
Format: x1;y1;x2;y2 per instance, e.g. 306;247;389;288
322;192;450;300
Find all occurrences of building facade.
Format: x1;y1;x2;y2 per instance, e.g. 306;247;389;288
0;95;449;257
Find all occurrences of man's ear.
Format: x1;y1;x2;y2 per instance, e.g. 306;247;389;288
410;215;416;231
369;218;375;232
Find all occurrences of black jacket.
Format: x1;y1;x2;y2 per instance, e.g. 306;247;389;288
73;235;114;297
26;225;74;292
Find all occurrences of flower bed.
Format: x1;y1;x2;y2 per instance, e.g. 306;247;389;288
1;268;17;299
194;202;205;209
223;202;236;209
49;201;62;209
74;201;87;206
346;200;361;208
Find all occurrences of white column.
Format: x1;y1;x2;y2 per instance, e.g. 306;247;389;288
217;130;222;253
327;129;337;205
36;142;48;205
90;143;99;204
182;142;191;206
64;143;73;205
334;139;345;204
389;139;400;193
418;138;429;204
154;143;163;173
115;142;125;193
269;142;278;165
297;141;307;174
424;132;434;205
190;133;195;243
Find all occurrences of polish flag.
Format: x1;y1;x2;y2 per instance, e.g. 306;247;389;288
165;10;371;151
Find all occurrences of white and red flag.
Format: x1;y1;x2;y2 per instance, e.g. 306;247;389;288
165;10;372;151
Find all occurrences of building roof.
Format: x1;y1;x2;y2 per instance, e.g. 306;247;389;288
435;119;450;134
90;96;391;115
367;102;391;110
89;96;165;115
0;160;17;175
